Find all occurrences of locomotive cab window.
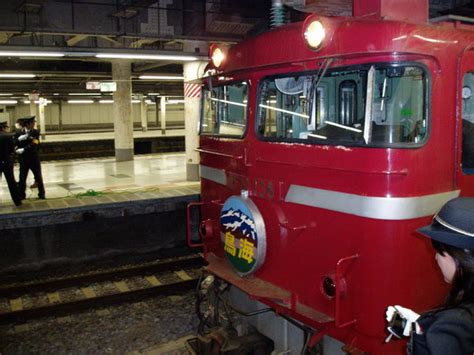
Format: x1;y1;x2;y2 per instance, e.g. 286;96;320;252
200;82;248;137
257;63;428;147
462;72;474;173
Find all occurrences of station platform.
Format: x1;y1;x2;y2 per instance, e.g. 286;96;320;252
0;153;201;278
38;129;185;160
1;151;195;210
40;128;185;142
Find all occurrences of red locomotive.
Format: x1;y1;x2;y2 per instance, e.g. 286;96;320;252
189;0;474;353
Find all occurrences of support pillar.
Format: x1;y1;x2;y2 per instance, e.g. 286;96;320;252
58;100;63;131
140;94;147;132
160;96;166;135
0;105;8;129
155;100;159;127
183;60;207;181
29;99;37;118
38;98;46;140
112;60;134;162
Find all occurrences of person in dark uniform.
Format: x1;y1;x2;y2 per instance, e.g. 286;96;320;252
386;197;474;354
0;121;22;206
14;118;38;189
462;119;474;169
15;116;45;200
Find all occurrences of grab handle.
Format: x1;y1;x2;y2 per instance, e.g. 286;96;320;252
186;201;205;248
335;254;359;328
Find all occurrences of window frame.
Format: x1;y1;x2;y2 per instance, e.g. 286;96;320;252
199;80;249;139
461;71;474;174
255;61;431;149
338;79;358;126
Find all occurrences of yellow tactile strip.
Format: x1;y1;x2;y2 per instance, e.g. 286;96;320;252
0;182;200;216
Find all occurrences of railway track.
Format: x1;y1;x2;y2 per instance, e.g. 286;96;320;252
0;254;203;324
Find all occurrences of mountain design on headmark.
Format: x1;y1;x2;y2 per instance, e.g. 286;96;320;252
221;208;257;241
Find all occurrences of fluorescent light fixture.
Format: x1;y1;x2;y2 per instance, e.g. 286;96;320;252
325;121;362;133
210;97;246;107
99;100;144;104
68;100;94;104
24;99;53;104
148;93;160;95
96;53;198;61
0;51;65;58
259;104;309;119
0;100;18;104
0;74;36;78
0;93;12;96
308;133;327;140
139;75;184;80
168;99;185;104
53;93;60;96
68;93;100;96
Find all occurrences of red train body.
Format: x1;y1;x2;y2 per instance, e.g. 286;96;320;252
193;3;474;353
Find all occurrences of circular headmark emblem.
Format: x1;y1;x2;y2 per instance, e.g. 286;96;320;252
220;196;266;276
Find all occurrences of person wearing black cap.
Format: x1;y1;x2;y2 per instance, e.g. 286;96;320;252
462;119;474;170
15;116;45;200
0;121;22;206
386;197;474;354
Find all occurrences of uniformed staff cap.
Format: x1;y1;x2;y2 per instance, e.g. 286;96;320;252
418;197;474;250
18;116;35;125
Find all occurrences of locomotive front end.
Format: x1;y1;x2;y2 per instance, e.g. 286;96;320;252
191;10;473;354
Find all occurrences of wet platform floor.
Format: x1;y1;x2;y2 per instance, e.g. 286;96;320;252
0;152;198;218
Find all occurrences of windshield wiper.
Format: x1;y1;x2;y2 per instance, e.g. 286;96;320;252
363;65;375;144
307;58;334;127
207;75;214;98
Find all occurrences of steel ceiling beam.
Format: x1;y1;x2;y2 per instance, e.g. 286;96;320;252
66;35;90;46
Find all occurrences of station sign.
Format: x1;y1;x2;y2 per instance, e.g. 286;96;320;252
86;81;117;92
100;82;117;92
86;81;100;90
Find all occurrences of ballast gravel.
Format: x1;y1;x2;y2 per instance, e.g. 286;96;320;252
0;291;198;354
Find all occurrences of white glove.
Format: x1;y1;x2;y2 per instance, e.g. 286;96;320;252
18;134;29;141
386;305;421;336
16;148;25;154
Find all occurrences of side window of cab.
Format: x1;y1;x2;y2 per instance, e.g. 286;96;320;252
462;72;474;174
201;81;248;137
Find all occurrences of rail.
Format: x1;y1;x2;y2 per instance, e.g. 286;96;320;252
0;254;203;324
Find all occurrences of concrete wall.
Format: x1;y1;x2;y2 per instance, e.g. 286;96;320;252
10;102;184;129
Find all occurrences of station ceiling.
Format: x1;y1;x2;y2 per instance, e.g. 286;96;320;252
0;0;273;100
0;0;471;102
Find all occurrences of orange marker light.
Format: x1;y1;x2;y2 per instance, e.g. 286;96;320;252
211;47;225;68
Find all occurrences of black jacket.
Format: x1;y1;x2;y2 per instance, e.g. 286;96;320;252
15;128;41;159
0;131;15;163
463;120;474;169
409;303;474;355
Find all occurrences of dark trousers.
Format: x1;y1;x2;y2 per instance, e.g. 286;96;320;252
19;157;45;199
0;160;21;205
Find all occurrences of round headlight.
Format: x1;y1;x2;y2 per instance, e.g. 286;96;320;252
304;20;325;49
211;47;225;68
